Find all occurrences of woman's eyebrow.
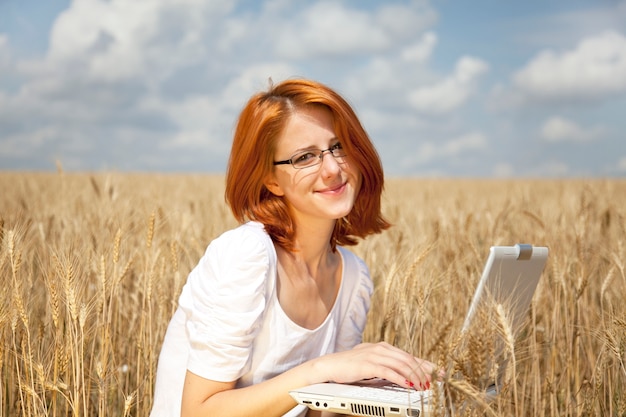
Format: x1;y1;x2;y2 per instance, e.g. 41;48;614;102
287;137;340;154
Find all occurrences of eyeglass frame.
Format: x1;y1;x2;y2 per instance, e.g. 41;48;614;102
272;143;347;169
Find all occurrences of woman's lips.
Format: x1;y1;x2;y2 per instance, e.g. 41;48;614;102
316;182;346;194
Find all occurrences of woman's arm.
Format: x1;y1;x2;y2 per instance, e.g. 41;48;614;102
181;342;439;417
181;361;314;417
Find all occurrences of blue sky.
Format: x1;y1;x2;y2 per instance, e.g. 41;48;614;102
1;0;625;177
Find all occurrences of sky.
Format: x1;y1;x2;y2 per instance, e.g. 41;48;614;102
0;0;625;177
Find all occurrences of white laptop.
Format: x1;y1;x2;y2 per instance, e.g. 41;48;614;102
290;244;549;417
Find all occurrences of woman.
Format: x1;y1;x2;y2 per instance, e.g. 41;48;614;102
150;79;438;417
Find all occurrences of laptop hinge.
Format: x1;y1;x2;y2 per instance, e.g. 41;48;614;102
516;244;533;260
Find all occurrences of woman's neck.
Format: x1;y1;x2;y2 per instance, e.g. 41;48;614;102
289;218;337;277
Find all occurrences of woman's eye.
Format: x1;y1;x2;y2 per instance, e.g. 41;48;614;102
331;142;343;150
295;152;316;163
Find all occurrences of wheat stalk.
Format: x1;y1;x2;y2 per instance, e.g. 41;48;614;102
2;174;626;415
495;303;518;415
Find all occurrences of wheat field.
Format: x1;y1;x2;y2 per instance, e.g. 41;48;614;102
1;171;625;416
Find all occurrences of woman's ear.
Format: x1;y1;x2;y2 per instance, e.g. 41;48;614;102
264;173;285;197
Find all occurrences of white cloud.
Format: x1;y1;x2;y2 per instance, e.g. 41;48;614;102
536;161;570;176
0;34;10;69
408;56;489;114
376;2;438;38
513;31;626;101
0;126;57;158
342;32;438;103
2;0;444;173
219;63;298;109
36;0;235;84
401;31;437;63
540;116;605;142
1;0;621;177
493;163;514;178
443;131;487;154
274;3;386;59
414;131;487;164
274;2;436;59
147;62;297;150
618;156;626;172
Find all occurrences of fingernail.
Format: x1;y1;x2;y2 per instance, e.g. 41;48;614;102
425;381;431;390
405;379;415;388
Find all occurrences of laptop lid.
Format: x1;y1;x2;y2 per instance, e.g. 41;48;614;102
461;244;548;336
458;244;548;391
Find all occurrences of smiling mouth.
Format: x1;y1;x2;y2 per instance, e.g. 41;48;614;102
317;182;346;194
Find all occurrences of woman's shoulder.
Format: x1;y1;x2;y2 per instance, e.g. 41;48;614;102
185;221;277;297
337;246;368;274
337;246;372;295
194;221;278;282
215;221;270;241
208;221;274;256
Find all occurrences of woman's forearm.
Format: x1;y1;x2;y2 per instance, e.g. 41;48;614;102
181;358;320;417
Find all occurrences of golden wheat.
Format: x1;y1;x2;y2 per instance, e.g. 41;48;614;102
1;172;625;416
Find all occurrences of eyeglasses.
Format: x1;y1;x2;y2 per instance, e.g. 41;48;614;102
273;143;347;169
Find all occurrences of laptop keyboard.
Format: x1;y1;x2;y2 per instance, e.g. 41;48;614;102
342;385;432;405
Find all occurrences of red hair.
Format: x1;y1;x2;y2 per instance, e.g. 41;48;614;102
225;79;390;251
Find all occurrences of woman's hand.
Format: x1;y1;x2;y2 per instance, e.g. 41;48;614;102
311;342;442;390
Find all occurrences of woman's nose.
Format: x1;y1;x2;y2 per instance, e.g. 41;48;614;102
319;151;341;176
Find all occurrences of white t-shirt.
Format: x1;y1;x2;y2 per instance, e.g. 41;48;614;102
150;221;373;417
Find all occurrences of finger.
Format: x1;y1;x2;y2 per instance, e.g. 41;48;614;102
362;344;432;388
406;360;447;390
350;343;438;389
